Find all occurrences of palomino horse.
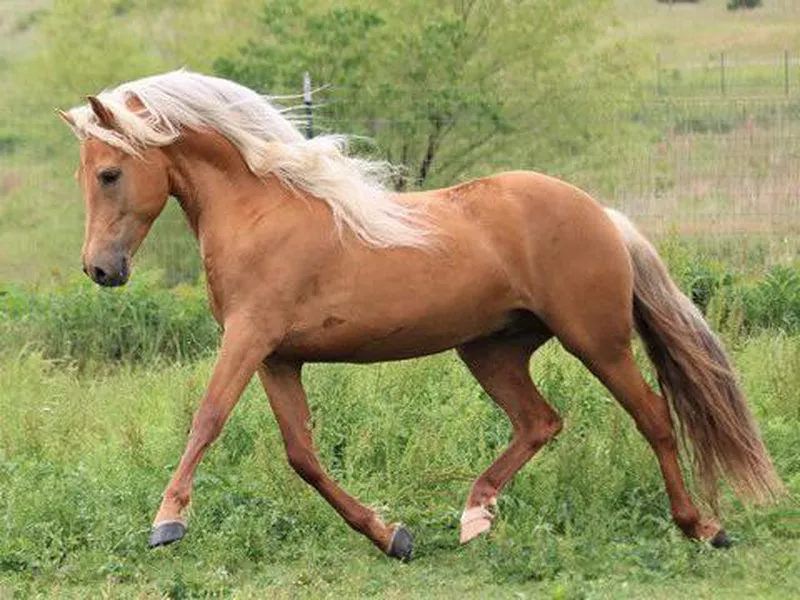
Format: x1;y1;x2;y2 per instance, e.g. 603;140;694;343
58;71;782;560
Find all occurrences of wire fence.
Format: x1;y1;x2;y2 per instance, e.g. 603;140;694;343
581;97;800;267
288;79;800;257
654;52;800;97
1;88;799;284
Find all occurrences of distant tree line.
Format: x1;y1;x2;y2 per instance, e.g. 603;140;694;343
655;0;763;8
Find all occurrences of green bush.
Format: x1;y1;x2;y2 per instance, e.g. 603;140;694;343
0;271;218;366
659;236;799;335
740;266;800;332
2;256;798;368
727;0;762;10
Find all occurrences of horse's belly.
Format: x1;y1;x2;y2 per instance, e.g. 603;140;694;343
276;290;515;363
272;207;528;362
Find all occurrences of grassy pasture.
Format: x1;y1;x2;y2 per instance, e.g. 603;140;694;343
615;0;800;61
603;99;800;245
0;334;798;598
613;0;800;96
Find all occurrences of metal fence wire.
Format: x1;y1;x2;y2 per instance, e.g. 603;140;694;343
1;89;799;282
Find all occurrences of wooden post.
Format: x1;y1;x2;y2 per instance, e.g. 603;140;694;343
785;50;790;96
303;72;313;139
720;52;726;96
656;53;662;96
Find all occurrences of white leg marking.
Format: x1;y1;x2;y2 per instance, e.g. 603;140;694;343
459;506;494;544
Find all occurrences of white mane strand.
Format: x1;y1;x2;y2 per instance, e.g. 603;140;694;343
66;70;432;249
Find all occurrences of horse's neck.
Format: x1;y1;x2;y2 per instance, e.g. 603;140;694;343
165;131;281;245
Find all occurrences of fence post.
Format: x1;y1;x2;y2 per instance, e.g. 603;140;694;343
656;53;662;96
303;71;313;139
720;52;726;96
785;50;790;96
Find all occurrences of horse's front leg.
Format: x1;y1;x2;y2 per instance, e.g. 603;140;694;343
258;357;413;561
148;319;277;547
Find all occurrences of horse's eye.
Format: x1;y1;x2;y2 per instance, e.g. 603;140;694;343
98;168;122;186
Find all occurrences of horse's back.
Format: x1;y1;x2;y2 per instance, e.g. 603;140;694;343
438;170;632;303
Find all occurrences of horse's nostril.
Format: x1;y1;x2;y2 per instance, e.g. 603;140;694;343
82;265;89;276
92;266;107;282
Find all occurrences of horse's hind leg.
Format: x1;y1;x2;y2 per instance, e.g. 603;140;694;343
456;330;562;544
584;346;727;544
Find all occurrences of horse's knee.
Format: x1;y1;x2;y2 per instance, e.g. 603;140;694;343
191;403;227;445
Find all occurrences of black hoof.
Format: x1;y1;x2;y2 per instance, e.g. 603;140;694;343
387;526;413;562
710;528;733;549
148;521;186;548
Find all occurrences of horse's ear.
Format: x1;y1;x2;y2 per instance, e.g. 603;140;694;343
56;109;76;128
86;95;118;130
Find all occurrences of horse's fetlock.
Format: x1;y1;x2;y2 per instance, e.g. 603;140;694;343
350;511;378;533
166;486;191;510
672;507;701;535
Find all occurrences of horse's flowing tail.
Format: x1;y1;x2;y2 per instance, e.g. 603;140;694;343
606;209;784;509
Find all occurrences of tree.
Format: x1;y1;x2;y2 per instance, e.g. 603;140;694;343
727;0;762;9
214;0;638;190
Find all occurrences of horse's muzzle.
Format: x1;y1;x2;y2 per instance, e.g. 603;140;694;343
83;255;130;287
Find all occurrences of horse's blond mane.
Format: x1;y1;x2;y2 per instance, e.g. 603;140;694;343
66;70;431;248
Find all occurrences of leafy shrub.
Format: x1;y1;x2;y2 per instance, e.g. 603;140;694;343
2;256;798;368
0;132;20;155
0;271;218;366
740;266;800;332
727;0;762;9
683;258;735;314
659;236;799;334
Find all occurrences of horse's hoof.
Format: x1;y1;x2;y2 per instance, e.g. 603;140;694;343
387;525;413;561
710;528;733;549
459;506;493;544
148;520;186;548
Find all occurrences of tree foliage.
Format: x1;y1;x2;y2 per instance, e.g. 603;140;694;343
5;0;642;190
5;0;265;128
214;0;639;189
727;0;762;9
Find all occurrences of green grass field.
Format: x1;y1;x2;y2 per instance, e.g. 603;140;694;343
1;334;798;598
616;0;800;61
